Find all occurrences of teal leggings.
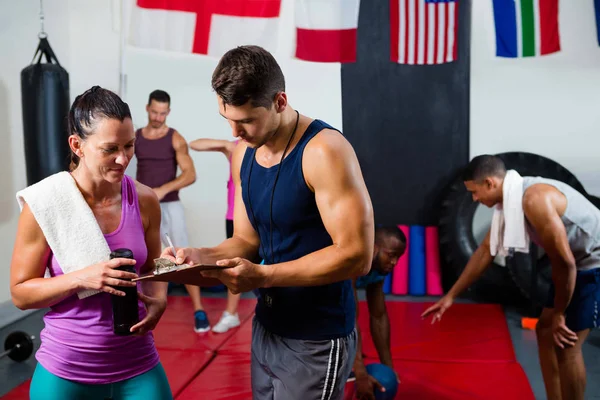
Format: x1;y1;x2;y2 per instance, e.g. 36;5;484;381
30;362;173;400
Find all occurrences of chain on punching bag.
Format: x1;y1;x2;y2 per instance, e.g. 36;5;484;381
20;35;71;186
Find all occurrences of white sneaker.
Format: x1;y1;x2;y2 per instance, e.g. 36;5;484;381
211;311;240;333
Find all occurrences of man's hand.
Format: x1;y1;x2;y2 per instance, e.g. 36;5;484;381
355;373;385;400
552;312;578;349
159;246;203;265
200;258;270;294
421;295;454;324
152;187;169;202
130;291;167;336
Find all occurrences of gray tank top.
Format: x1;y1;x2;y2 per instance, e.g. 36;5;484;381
522;177;600;271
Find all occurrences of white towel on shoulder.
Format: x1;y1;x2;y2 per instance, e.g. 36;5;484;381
490;169;530;257
16;171;111;299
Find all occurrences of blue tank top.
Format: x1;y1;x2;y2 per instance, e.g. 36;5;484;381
241;119;355;341
355;269;387;289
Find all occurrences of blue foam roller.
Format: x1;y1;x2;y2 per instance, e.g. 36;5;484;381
383;272;392;294
408;225;426;295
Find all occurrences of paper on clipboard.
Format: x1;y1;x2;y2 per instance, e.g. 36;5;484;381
132;258;233;287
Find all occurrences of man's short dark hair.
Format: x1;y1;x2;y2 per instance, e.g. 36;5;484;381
211;45;285;109
375;225;407;247
461;155;507;182
148;90;170;106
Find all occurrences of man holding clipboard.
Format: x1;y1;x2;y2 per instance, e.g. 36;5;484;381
159;45;375;400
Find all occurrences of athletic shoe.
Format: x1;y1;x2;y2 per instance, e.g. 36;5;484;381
211;311;240;333
194;310;210;333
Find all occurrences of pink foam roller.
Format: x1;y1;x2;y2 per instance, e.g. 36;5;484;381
391;225;410;295
425;226;444;296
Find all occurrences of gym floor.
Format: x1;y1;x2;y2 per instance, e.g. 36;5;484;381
1;291;599;400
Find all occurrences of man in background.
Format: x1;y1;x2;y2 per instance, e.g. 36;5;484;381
352;226;406;399
423;155;600;400
134;90;209;333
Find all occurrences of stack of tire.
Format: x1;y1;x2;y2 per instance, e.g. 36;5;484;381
437;152;600;309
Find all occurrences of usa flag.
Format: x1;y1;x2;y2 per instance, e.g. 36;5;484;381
390;0;459;65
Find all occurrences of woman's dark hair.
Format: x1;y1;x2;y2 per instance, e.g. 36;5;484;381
68;86;132;170
211;45;285;109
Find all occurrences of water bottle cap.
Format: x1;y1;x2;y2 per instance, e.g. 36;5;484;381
110;248;134;259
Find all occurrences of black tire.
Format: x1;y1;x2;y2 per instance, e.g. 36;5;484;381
506;250;552;312
438;152;587;305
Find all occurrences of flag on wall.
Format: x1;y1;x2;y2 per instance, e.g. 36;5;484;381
294;0;361;62
129;0;282;57
390;0;459;65
491;0;560;58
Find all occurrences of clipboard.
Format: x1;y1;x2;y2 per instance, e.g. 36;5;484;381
132;259;234;287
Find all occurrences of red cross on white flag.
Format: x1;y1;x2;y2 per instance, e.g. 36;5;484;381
128;0;361;63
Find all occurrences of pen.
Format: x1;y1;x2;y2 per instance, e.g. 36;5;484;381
164;233;177;257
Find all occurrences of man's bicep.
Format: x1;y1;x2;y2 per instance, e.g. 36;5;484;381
173;132;195;172
307;132;374;251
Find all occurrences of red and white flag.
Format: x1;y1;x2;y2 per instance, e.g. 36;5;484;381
129;0;282;57
390;0;459;65
294;0;361;63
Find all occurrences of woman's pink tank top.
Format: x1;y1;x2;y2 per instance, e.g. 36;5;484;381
35;175;159;384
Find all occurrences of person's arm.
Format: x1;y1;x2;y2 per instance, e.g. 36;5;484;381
189;138;236;159
366;280;393;368
10;203;73;309
137;182;168;300
352;279;387;399
263;129;374;286
155;131;197;198
10;204;138;310
446;230;494;299
522;187;576;315
421;230;493;321
352;279;368;377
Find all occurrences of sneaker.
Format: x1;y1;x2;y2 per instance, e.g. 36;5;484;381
211;311;240;333
194;310;210;333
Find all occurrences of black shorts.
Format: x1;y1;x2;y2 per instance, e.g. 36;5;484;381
545;268;600;332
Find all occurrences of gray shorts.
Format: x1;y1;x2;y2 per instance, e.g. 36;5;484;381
251;317;357;400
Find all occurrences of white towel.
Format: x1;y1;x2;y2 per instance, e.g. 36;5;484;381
490;169;530;257
16;172;111;299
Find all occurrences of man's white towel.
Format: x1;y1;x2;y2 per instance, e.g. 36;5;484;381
16;172;111;299
490;169;530;257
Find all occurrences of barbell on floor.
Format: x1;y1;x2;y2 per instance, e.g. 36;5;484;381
1;331;35;362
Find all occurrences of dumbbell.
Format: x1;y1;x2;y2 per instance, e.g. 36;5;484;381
0;331;35;362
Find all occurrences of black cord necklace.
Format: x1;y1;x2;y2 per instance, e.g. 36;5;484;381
247;110;300;264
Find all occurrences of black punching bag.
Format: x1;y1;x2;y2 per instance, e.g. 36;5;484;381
21;36;70;186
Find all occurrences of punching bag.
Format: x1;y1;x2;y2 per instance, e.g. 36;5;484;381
21;36;70;186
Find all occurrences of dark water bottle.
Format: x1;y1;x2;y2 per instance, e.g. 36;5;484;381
110;248;139;335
